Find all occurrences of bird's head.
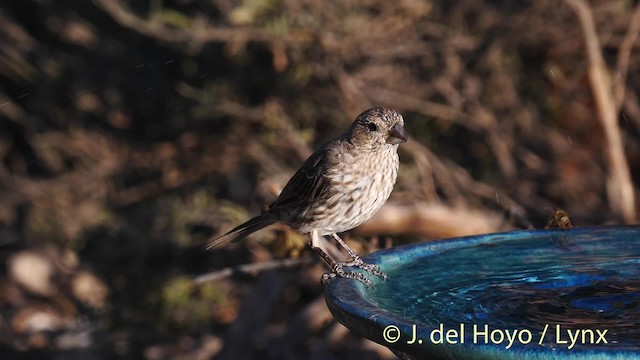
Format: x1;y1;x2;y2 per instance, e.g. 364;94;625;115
348;107;408;150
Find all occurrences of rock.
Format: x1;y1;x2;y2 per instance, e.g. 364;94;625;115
12;304;65;334
71;271;109;309
8;251;57;297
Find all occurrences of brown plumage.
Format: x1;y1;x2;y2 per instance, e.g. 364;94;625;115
208;107;407;284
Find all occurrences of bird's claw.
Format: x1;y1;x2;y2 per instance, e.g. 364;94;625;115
335;263;373;285
321;259;387;286
321;272;336;286
344;256;388;280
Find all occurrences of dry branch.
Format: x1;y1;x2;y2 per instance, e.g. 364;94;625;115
93;0;313;53
356;201;506;240
614;3;640;110
193;257;313;284
563;0;636;223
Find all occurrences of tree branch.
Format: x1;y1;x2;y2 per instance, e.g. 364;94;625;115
614;3;640;111
93;0;312;53
563;0;636;223
193;257;314;284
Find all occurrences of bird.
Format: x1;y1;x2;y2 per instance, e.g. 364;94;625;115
207;107;407;285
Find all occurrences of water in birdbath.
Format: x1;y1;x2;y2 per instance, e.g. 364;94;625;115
326;227;640;359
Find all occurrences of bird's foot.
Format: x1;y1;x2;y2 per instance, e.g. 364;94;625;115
321;259;387;286
344;256;388;280
322;262;372;286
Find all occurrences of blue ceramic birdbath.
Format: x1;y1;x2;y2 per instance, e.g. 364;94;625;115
324;226;640;359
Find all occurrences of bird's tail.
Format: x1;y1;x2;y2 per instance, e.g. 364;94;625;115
206;213;278;250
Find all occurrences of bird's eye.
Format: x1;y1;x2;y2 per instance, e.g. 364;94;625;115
366;122;378;132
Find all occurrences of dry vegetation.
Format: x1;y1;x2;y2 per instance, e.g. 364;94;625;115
1;0;639;359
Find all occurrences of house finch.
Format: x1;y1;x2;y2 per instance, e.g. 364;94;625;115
208;107;407;285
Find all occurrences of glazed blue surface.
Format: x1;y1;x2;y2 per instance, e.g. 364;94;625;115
324;226;640;359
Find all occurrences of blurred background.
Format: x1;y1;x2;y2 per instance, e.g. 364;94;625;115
1;0;639;359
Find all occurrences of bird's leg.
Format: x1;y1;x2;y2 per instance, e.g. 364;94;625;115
329;233;387;280
329;233;359;259
307;231;372;286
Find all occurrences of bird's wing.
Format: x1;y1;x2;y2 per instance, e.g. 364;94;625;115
269;144;333;211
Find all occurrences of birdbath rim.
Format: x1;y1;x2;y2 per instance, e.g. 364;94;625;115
324;225;640;360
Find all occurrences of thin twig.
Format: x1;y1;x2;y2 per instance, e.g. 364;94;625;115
357;201;506;239
563;0;636;223
614;3;640;111
356;81;467;124
93;0;313;53
193;257;314;284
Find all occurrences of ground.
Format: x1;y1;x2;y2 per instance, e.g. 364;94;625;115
1;0;639;359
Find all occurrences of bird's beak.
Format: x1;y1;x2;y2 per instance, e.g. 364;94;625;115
386;123;408;144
